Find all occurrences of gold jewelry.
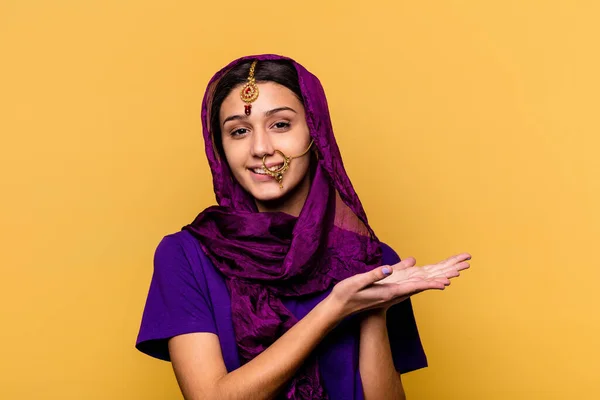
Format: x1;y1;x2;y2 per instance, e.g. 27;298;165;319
240;60;259;116
262;140;314;188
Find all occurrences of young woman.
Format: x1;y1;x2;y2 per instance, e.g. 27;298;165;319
136;54;471;400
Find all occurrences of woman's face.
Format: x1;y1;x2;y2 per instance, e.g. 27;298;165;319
219;82;312;214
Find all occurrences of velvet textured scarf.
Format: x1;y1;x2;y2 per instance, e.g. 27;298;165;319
183;54;382;399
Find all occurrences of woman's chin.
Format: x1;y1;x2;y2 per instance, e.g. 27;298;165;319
239;170;310;213
248;185;289;203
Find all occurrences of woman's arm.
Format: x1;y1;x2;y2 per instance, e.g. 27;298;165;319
359;309;406;400
168;265;396;400
169;294;340;400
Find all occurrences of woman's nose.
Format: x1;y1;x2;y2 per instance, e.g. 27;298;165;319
250;128;275;158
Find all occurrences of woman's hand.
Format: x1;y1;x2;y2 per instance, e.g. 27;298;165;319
327;253;471;319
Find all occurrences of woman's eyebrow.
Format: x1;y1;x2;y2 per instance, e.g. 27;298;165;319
222;114;245;126
264;106;297;117
222;107;297;127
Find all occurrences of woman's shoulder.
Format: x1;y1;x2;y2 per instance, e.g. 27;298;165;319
155;230;206;256
153;230;214;274
155;229;230;287
156;229;196;249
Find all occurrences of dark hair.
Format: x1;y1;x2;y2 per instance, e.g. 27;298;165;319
209;60;303;155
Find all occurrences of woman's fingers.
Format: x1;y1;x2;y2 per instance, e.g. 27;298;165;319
381;257;470;286
439;253;471;267
392;257;416;271
394;278;447;294
384;275;451;294
420;253;471;279
430;260;471;278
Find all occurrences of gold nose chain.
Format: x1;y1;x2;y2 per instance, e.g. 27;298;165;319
261;139;314;188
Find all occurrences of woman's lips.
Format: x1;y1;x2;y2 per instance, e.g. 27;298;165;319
249;168;276;182
247;163;285;182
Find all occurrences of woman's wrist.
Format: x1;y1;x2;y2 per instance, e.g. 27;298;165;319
321;291;350;322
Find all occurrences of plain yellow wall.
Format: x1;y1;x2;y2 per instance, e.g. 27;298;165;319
1;1;598;399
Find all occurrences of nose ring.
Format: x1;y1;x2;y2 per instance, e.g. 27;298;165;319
261;139;314;189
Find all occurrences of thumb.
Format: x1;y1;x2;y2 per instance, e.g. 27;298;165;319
353;265;394;290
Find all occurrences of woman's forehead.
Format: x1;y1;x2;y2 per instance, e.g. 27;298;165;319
220;82;304;120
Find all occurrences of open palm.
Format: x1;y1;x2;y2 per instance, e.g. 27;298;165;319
330;252;471;317
372;253;471;305
379;253;470;285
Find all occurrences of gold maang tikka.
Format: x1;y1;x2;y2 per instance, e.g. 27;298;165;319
240;60;259;116
262;140;315;189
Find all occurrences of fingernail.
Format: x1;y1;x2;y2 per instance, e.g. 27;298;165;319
466;256;471;260
382;267;392;275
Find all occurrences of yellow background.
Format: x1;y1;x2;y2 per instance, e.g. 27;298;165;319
1;0;598;399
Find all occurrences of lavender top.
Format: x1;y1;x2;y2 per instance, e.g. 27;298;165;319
136;230;427;399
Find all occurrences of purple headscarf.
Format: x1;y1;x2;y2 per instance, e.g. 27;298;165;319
183;54;382;399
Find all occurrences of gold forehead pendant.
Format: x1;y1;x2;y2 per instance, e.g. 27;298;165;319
262;140;315;189
240;60;259;116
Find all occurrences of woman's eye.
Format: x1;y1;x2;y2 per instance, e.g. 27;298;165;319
231;128;249;137
273;122;291;130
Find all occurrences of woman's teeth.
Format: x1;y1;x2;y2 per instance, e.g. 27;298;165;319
252;164;283;175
